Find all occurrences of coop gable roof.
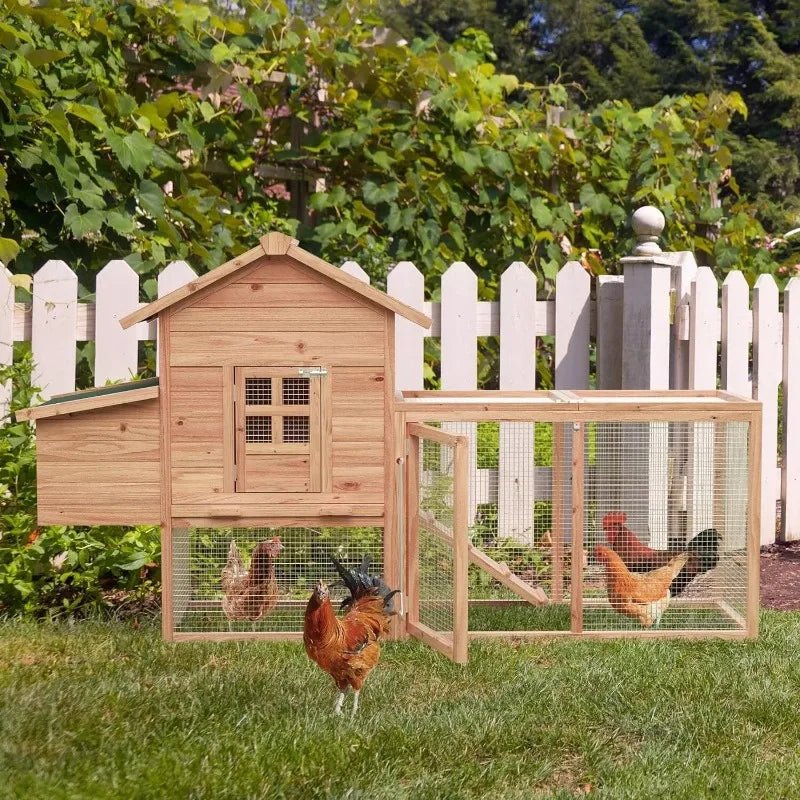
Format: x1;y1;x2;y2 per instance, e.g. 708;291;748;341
119;232;432;330
16;377;159;422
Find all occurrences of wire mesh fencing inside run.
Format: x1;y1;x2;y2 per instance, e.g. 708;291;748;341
582;419;749;634
420;417;751;636
171;526;383;635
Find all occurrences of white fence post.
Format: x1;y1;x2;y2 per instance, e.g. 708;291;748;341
554;261;590;389
498;261;537;539
782;278;800;541
31;260;78;400
721;271;751;396
441;261;478;523
0;268;13;420
687;267;718;539
753;274;781;545
94;260;140;386
596;275;623;389
620;208;671;548
156;261;196;375
388;261;425;392
340;260;370;284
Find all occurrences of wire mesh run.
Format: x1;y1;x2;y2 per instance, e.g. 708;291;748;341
417;416;751;636
584;420;749;633
282;378;310;405
245;378;272;405
245;416;272;443
171;526;383;635
416;437;456;636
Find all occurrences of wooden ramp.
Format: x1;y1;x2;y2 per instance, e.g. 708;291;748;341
418;511;549;606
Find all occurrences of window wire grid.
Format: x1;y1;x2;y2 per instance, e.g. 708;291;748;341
282;378;310;405
283;415;310;444
245;377;272;405
417;438;455;635
245;415;272;443
584;420;749;632
171;526;383;634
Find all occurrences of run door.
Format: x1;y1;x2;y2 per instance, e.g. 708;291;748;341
405;423;469;664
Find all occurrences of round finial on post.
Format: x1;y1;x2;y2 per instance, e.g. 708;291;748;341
630;206;665;256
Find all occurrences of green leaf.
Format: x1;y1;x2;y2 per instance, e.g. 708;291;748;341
481;148;512;177
529;198;553;228
67;103;107;131
107;131;156;177
24;49;69;67
452;149;482;175
0;238;20;265
138;180;165;217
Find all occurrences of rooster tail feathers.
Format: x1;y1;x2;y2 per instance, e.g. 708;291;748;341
330;554;399;613
687;527;721;571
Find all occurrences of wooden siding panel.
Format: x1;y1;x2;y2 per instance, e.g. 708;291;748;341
170;307;385;332
169;332;384;367
35;399;160;526
170;367;225;470
244;455;311;492
189;282;366;309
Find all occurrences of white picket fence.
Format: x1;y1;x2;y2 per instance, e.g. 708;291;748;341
1;245;797;545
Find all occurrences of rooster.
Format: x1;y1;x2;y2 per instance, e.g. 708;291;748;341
593;544;688;627
303;554;398;717
602;511;721;596
221;536;284;629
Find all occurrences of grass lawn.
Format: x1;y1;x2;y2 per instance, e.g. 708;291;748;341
2;613;800;799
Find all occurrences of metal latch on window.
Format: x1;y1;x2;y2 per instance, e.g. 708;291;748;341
297;367;328;378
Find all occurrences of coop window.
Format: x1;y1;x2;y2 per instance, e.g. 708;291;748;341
234;367;329;493
245;416;272;443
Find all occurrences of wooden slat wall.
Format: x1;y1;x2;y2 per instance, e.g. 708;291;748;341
36;399;160;525
167;256;388;515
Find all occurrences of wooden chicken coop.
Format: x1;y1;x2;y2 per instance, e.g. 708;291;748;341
17;233;762;660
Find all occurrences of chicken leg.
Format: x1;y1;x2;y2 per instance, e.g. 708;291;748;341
334;690;346;715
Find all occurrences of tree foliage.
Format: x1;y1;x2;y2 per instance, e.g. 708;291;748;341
0;0;776;297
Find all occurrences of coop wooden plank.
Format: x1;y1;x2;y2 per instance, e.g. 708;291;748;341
331;465;384;493
243;454;311;493
747;410;762;638
551;421;566;602
169;366;224;395
172;515;384;528
332;442;385;466
169;331;385;367
418;514;549;608
407;621;454;659
171;439;224;469
36;438;160;462
244;443;310;455
171;307;386;332
235;260;318;284
570;422;584;633
320;372;333;493
159;311;174;639
222;366;235;493
39;460;160;484
189;282;367;309
332;417;384;441
243;405;311;417
34;402;160;444
171;468;225;499
172;502;384;517
332;368;386;394
38;504;160;526
173;632;304;642
169;491;384;507
17;385;159;421
407;422;464;447
468;630;749;641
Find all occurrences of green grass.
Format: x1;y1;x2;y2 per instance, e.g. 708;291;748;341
3;613;800;799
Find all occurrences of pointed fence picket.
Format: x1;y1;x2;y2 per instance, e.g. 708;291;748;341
3;245;799;543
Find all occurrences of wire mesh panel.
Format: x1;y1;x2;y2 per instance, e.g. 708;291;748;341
416;436;456;637
584;420;750;633
170;526;383;636
422;420;568;632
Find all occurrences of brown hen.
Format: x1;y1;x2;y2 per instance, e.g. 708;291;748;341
221;537;283;629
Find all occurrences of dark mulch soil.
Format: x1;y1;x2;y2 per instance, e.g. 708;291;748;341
761;542;800;610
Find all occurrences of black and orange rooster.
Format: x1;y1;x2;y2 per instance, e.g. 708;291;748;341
602;511;721;596
303;554;398;717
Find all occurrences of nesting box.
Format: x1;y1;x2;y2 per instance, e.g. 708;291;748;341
18;235;762;657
